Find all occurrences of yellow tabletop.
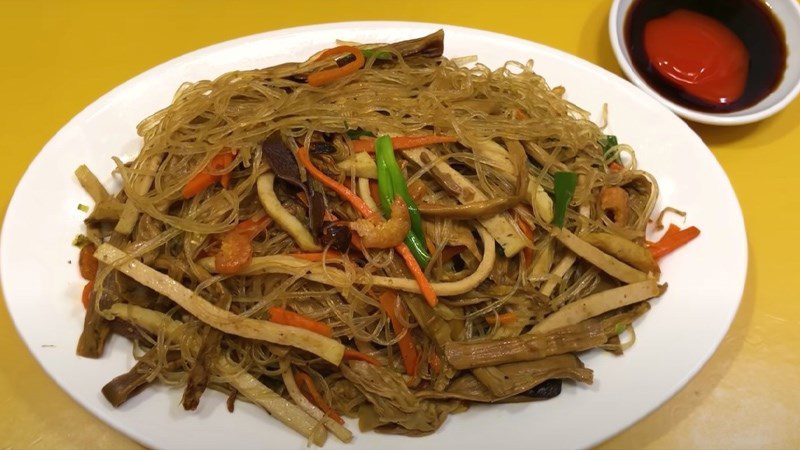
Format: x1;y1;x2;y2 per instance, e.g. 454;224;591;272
1;1;798;448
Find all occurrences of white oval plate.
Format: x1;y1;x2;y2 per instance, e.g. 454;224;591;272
0;22;746;450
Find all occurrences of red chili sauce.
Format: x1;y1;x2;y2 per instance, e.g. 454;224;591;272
625;0;787;112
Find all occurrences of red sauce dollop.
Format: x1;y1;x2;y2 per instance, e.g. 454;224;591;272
644;9;748;105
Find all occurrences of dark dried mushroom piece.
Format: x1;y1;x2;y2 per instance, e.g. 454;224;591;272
321;221;352;253
262;133;305;192
521;379;562;399
307;178;327;236
309;142;337;155
335;52;357;67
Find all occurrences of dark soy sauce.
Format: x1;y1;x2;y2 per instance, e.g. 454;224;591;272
625;0;787;113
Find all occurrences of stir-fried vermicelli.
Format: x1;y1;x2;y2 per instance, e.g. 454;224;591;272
73;31;699;445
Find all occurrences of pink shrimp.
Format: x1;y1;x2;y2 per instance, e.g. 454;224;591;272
599;186;630;226
350;197;411;249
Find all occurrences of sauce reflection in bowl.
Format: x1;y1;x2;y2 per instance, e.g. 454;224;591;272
610;0;800;125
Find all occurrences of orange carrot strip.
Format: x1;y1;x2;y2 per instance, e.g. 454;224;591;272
307;46;365;87
220;173;232;188
294;370;344;425
182;149;236;198
214;215;272;274
646;224;681;246
661;223;681;239
368;179;381;206
81;280;94;309
395;245;438;307
182;172;218;199
516;215;535;268
378;290;419;377
425;238;436;259
609;162;624;173
316;46;349;60
342;348;382;366
648;226;700;259
268;306;333;338
79;243;98;281
351;135;459;153
485;312;518;326
218;151;235;188
297;146;438;306
298;146;373;216
232;215;272;240
289;252;344;262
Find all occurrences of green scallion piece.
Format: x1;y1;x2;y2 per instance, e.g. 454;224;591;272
552;171;578;228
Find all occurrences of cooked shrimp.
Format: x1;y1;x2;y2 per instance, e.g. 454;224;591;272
599;186;630;226
350;197;410;249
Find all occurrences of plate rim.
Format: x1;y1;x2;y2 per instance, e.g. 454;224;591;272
0;20;748;449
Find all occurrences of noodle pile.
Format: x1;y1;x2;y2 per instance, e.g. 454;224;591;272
74;31;677;445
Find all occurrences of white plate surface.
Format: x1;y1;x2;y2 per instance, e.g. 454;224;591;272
0;21;747;450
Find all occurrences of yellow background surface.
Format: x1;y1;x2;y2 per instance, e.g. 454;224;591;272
1;1;798;448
